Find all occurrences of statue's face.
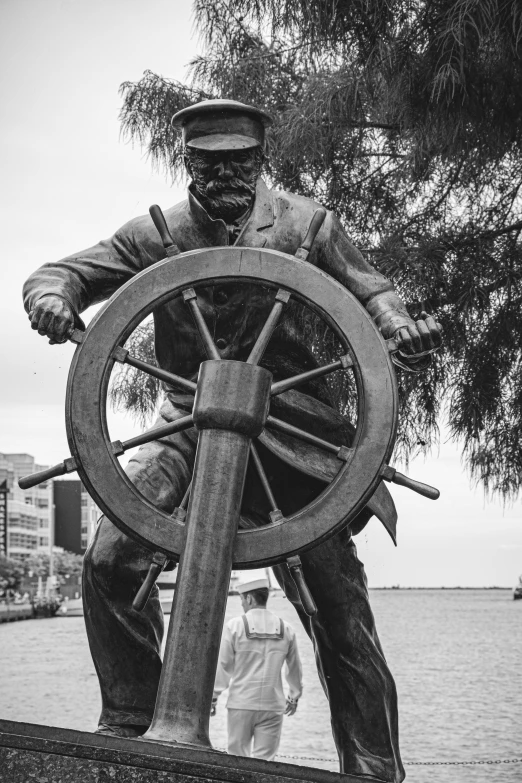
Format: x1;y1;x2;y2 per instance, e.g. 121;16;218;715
185;146;263;221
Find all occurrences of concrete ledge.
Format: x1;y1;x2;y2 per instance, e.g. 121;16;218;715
0;719;383;783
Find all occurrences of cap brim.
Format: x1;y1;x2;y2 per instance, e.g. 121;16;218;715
172;100;273;128
237;578;270;593
186;133;260;151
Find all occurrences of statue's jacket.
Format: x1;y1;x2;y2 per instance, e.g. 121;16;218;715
24;179;415;543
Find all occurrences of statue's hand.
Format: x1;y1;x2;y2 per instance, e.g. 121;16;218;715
29;295;77;344
394;311;442;359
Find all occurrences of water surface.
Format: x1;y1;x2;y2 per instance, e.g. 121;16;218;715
0;589;520;782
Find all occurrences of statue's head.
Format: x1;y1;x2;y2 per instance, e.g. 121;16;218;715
172;99;272;221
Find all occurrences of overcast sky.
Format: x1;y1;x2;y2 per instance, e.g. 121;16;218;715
1;0;520;587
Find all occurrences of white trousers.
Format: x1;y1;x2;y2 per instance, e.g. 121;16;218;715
227;708;284;761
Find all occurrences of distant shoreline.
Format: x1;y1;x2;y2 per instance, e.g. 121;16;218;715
370;586;513;590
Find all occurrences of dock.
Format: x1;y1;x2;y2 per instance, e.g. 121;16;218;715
0;603;33;623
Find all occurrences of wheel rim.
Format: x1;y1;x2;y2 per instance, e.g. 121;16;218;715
66;246;398;566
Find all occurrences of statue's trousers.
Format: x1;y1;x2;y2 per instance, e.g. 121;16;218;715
83;399;405;783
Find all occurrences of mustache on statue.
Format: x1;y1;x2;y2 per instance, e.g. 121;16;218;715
205;177;255;195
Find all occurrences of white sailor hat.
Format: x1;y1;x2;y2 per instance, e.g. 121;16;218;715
236;570;270;594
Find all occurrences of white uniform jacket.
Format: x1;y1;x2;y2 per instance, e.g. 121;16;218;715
214;608;303;712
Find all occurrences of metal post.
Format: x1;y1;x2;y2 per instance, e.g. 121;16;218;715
144;429;250;746
142;360;271;748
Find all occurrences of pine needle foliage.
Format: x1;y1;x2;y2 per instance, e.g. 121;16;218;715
116;0;522;499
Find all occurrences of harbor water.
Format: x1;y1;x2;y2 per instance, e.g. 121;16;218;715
0;588;520;782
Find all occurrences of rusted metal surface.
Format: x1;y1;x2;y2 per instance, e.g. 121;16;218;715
64;247;398;567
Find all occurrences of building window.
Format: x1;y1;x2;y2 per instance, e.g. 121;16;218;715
36;498;49;508
39;537;49;547
9;532;37;549
13;514;38;531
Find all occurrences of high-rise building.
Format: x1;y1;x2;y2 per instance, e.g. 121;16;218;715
54;480;100;555
0;453;53;560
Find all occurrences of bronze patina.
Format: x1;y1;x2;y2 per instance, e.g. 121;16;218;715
21;99;441;783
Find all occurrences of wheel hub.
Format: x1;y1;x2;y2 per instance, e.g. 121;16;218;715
193;360;272;437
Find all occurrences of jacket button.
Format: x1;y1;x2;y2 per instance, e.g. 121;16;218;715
216;338;227;350
214;290;228;305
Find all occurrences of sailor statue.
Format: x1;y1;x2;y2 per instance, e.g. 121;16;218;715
24;99;441;783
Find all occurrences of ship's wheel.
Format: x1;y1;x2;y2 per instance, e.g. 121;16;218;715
20;207;439;748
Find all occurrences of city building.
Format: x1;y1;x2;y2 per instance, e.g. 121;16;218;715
0;453;53;560
54;480;100;555
0;453;100;561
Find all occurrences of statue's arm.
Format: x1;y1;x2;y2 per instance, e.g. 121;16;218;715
316;212;441;369
23;218;146;343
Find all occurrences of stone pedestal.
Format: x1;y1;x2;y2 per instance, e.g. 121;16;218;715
0;719;378;783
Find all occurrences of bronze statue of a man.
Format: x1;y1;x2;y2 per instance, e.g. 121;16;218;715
24;99;441;783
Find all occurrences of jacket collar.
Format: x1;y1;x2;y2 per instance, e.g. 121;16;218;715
187;178;274;248
236;178;274;247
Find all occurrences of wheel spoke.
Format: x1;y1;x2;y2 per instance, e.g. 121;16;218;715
179;481;192;510
381;466;440;500
113;348;197;394
172;480;192;522
271;354;353;396
246;289;291;365
183;288;221;360
265;415;352;461
250;443;283;522
132;551;168;612
19;457;78;490
20;417;195;491
114;414;194;453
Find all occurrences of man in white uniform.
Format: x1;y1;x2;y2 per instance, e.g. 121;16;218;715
213;574;303;761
